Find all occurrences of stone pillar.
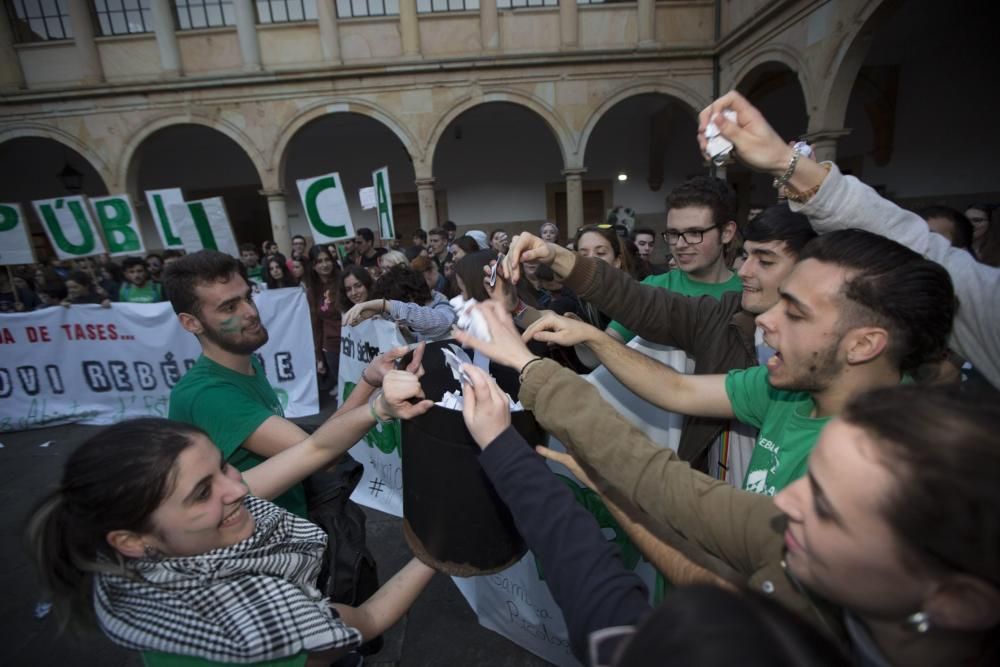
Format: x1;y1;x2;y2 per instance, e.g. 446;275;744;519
399;0;421;58
67;0;103;83
802;129;851;163
480;0;499;52
416;178;438;232
563;168;586;236
316;0;342;64
0;6;25;89
637;0;656;48
262;190;292;255
234;0;262;71
150;0;182;76
558;0;577;49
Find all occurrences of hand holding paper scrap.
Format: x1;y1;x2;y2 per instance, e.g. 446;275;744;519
449;294;492;342
705;109;738;164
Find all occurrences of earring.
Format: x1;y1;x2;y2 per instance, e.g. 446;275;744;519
903;611;931;634
142;544;164;561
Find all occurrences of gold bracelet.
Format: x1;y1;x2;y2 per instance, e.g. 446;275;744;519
783;163;832;203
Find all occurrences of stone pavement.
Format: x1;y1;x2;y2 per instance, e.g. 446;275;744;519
0;393;553;667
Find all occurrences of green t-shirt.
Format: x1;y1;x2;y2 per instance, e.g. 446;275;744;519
168;355;307;517
724;366;829;496
247;265;264;282
119;281;164;303
608;270;743;342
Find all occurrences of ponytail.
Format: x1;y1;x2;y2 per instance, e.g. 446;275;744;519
23;418;205;632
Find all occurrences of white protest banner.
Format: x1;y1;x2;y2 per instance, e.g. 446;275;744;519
338;317;408;516
0;287;317;432
296;172;355;243
90;195;146;257
32;196;107;260
0;203;35;265
372;166;395;240
170;197;239;257
144;188;186;249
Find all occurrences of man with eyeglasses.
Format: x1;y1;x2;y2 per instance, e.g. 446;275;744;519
607;176;742;344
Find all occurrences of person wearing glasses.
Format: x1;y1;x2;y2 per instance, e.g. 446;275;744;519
606;176;743;345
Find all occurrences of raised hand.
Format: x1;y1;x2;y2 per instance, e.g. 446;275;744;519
502;232;557;284
521;311;601;348
452;300;538;372
460;364;512;450
697;90;792;175
380;370;434;420
366;342;426;387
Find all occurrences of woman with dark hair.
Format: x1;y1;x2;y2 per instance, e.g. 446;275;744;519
571;225;636;330
343;265;455;341
264;257;297;289
450;235;480;262
289;257;306;285
26;374;438;666
305;245;342;391
62;270;111;307
457;302;1000;667
337;265;373;314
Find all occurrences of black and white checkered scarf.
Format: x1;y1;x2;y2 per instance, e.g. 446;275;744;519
94;496;362;663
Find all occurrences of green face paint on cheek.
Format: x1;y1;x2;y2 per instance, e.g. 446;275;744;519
219;316;241;334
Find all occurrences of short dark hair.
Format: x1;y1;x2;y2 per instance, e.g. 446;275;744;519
373;265;432;304
239;242;257;255
356;228;375;243
843;384;1000;591
412;229;427;243
121;257;147;271
453;236;480;256
918;205;974;249
66;270;93;288
162;249;184;260
632;227;656;240
26;418;205;630
666;176;737;228
162;250;247;316
291;234;306;243
443;220;457;232
145;252;162;261
743;203;818;257
798;229;955;373
428;227;447;240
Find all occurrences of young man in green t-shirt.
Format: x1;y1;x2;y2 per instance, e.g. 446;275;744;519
119;257;164;303
500;229;955;497
164;250;425;517
608;176;742;343
239;243;264;283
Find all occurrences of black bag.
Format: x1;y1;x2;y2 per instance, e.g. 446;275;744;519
303;455;383;655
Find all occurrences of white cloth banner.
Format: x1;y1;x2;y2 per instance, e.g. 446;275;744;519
338;318;409;516
339;329;691;665
0;288;317;432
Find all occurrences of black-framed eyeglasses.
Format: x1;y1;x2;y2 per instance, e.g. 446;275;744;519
661;225;720;245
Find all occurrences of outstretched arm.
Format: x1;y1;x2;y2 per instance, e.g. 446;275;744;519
460;365;650;662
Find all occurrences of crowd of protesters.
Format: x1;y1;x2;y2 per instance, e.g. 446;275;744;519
19;90;1000;667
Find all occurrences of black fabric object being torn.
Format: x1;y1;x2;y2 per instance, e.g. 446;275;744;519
400;339;547;576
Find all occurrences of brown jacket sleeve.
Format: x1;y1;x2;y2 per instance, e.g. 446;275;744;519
561;256;730;355
519;358;780;576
